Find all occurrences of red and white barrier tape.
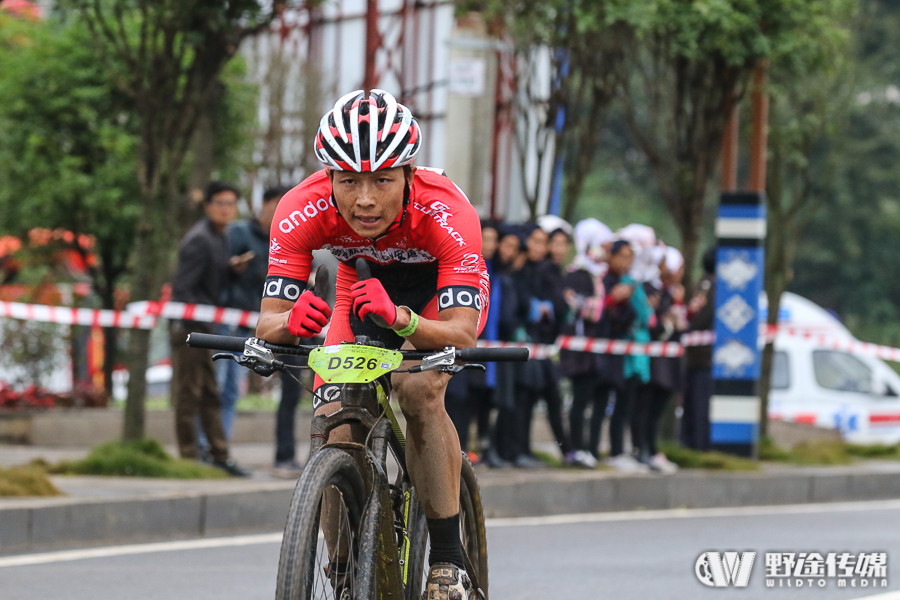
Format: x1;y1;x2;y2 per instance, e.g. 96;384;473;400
6;298;900;363
478;331;714;359
125;301;259;328
0;300;156;329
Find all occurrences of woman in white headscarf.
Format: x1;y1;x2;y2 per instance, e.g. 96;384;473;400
634;246;686;473
558;219;614;469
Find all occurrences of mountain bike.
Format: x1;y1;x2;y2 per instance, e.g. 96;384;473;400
186;266;528;600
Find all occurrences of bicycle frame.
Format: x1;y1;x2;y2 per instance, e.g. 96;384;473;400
309;377;415;600
185;330;523;600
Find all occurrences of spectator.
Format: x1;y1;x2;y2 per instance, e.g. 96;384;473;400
169;181;249;477
636;247;686;473
560;218;614;469
510;223;571;468
681;246;717;450
490;225;526;466
600;239;642;471
214;186;290;443
446;220;506;465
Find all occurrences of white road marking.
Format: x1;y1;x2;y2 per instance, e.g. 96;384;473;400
0;533;283;568
2;499;899;568
484;498;900;528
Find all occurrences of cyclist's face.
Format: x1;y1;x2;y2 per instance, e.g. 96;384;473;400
331;167;414;238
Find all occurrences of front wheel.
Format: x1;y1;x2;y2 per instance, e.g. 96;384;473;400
276;448;368;600
405;453;489;600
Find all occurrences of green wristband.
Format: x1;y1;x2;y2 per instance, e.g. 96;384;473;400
394;307;419;338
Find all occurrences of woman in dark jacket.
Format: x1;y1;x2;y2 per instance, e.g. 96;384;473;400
562;239;636;462
560;219;612;468
631;247;685;472
508;223;571;467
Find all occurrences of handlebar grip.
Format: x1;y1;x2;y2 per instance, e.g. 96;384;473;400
186;333;247;352
356;257;372;281
312;264;329;300
457;346;530;362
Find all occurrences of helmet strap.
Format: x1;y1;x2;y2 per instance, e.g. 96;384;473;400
403;165;412;206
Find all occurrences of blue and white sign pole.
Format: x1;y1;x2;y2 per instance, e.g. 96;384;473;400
710;192;766;457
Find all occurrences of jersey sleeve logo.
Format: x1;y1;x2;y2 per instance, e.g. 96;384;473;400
437;285;483;311
278;197;331;233
263;276;306;301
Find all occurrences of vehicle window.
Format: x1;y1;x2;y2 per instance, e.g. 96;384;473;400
812;351;872;393
771;351;790;390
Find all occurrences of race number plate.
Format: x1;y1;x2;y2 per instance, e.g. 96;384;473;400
308;344;403;384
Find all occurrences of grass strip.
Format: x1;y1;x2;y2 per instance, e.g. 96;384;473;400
0;464;63;497
660;442;759;471
48;439;228;479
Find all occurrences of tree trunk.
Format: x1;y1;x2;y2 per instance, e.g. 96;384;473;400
122;328;150;441
759;271;786;438
121;195;171;441
677;207;701;289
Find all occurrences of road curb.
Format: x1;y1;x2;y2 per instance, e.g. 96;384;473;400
478;467;900;517
2;466;899;554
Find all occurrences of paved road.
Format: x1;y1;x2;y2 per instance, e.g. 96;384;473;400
2;501;899;600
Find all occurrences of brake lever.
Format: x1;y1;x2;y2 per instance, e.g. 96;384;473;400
212;338;284;377
213;352;284;376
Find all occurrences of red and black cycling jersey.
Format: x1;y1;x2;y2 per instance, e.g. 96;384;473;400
265;167;489;322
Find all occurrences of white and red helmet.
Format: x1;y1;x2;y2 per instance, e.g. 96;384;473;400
315;89;421;172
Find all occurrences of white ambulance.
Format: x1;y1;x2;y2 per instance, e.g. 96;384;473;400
764;292;900;445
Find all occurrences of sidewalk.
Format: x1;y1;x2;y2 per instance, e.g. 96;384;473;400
3;442;900;554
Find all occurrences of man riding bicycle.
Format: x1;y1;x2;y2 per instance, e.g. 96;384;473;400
256;89;489;600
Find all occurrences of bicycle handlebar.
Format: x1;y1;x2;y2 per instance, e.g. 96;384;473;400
456;346;529;362
187;333;248;352
186;332;529;362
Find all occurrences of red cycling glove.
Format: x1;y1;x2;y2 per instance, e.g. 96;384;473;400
350;279;397;327
287;290;333;338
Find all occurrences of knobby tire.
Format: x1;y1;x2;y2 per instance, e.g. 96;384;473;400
276;448;367;600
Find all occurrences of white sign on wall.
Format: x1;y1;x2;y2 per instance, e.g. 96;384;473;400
449;58;486;97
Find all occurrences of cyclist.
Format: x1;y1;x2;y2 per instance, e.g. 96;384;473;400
256;89;489;600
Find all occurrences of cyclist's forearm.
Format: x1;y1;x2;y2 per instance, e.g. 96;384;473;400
256;311;299;345
392;308;477;350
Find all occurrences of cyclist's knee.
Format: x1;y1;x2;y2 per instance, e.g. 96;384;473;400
395;371;449;420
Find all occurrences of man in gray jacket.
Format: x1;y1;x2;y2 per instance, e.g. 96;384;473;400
217;186;289;443
169;181;250;476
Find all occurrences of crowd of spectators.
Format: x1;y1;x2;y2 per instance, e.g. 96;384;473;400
446;218;717;474
169;180;716;477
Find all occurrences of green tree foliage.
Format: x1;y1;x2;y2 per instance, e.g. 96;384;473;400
0;17;141;305
459;1;647;220
790;0;900;347
622;0;852;283
60;0;278;440
757;0;856;435
0;15;141;395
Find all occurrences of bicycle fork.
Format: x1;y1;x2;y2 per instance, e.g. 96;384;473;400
354;417;404;600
